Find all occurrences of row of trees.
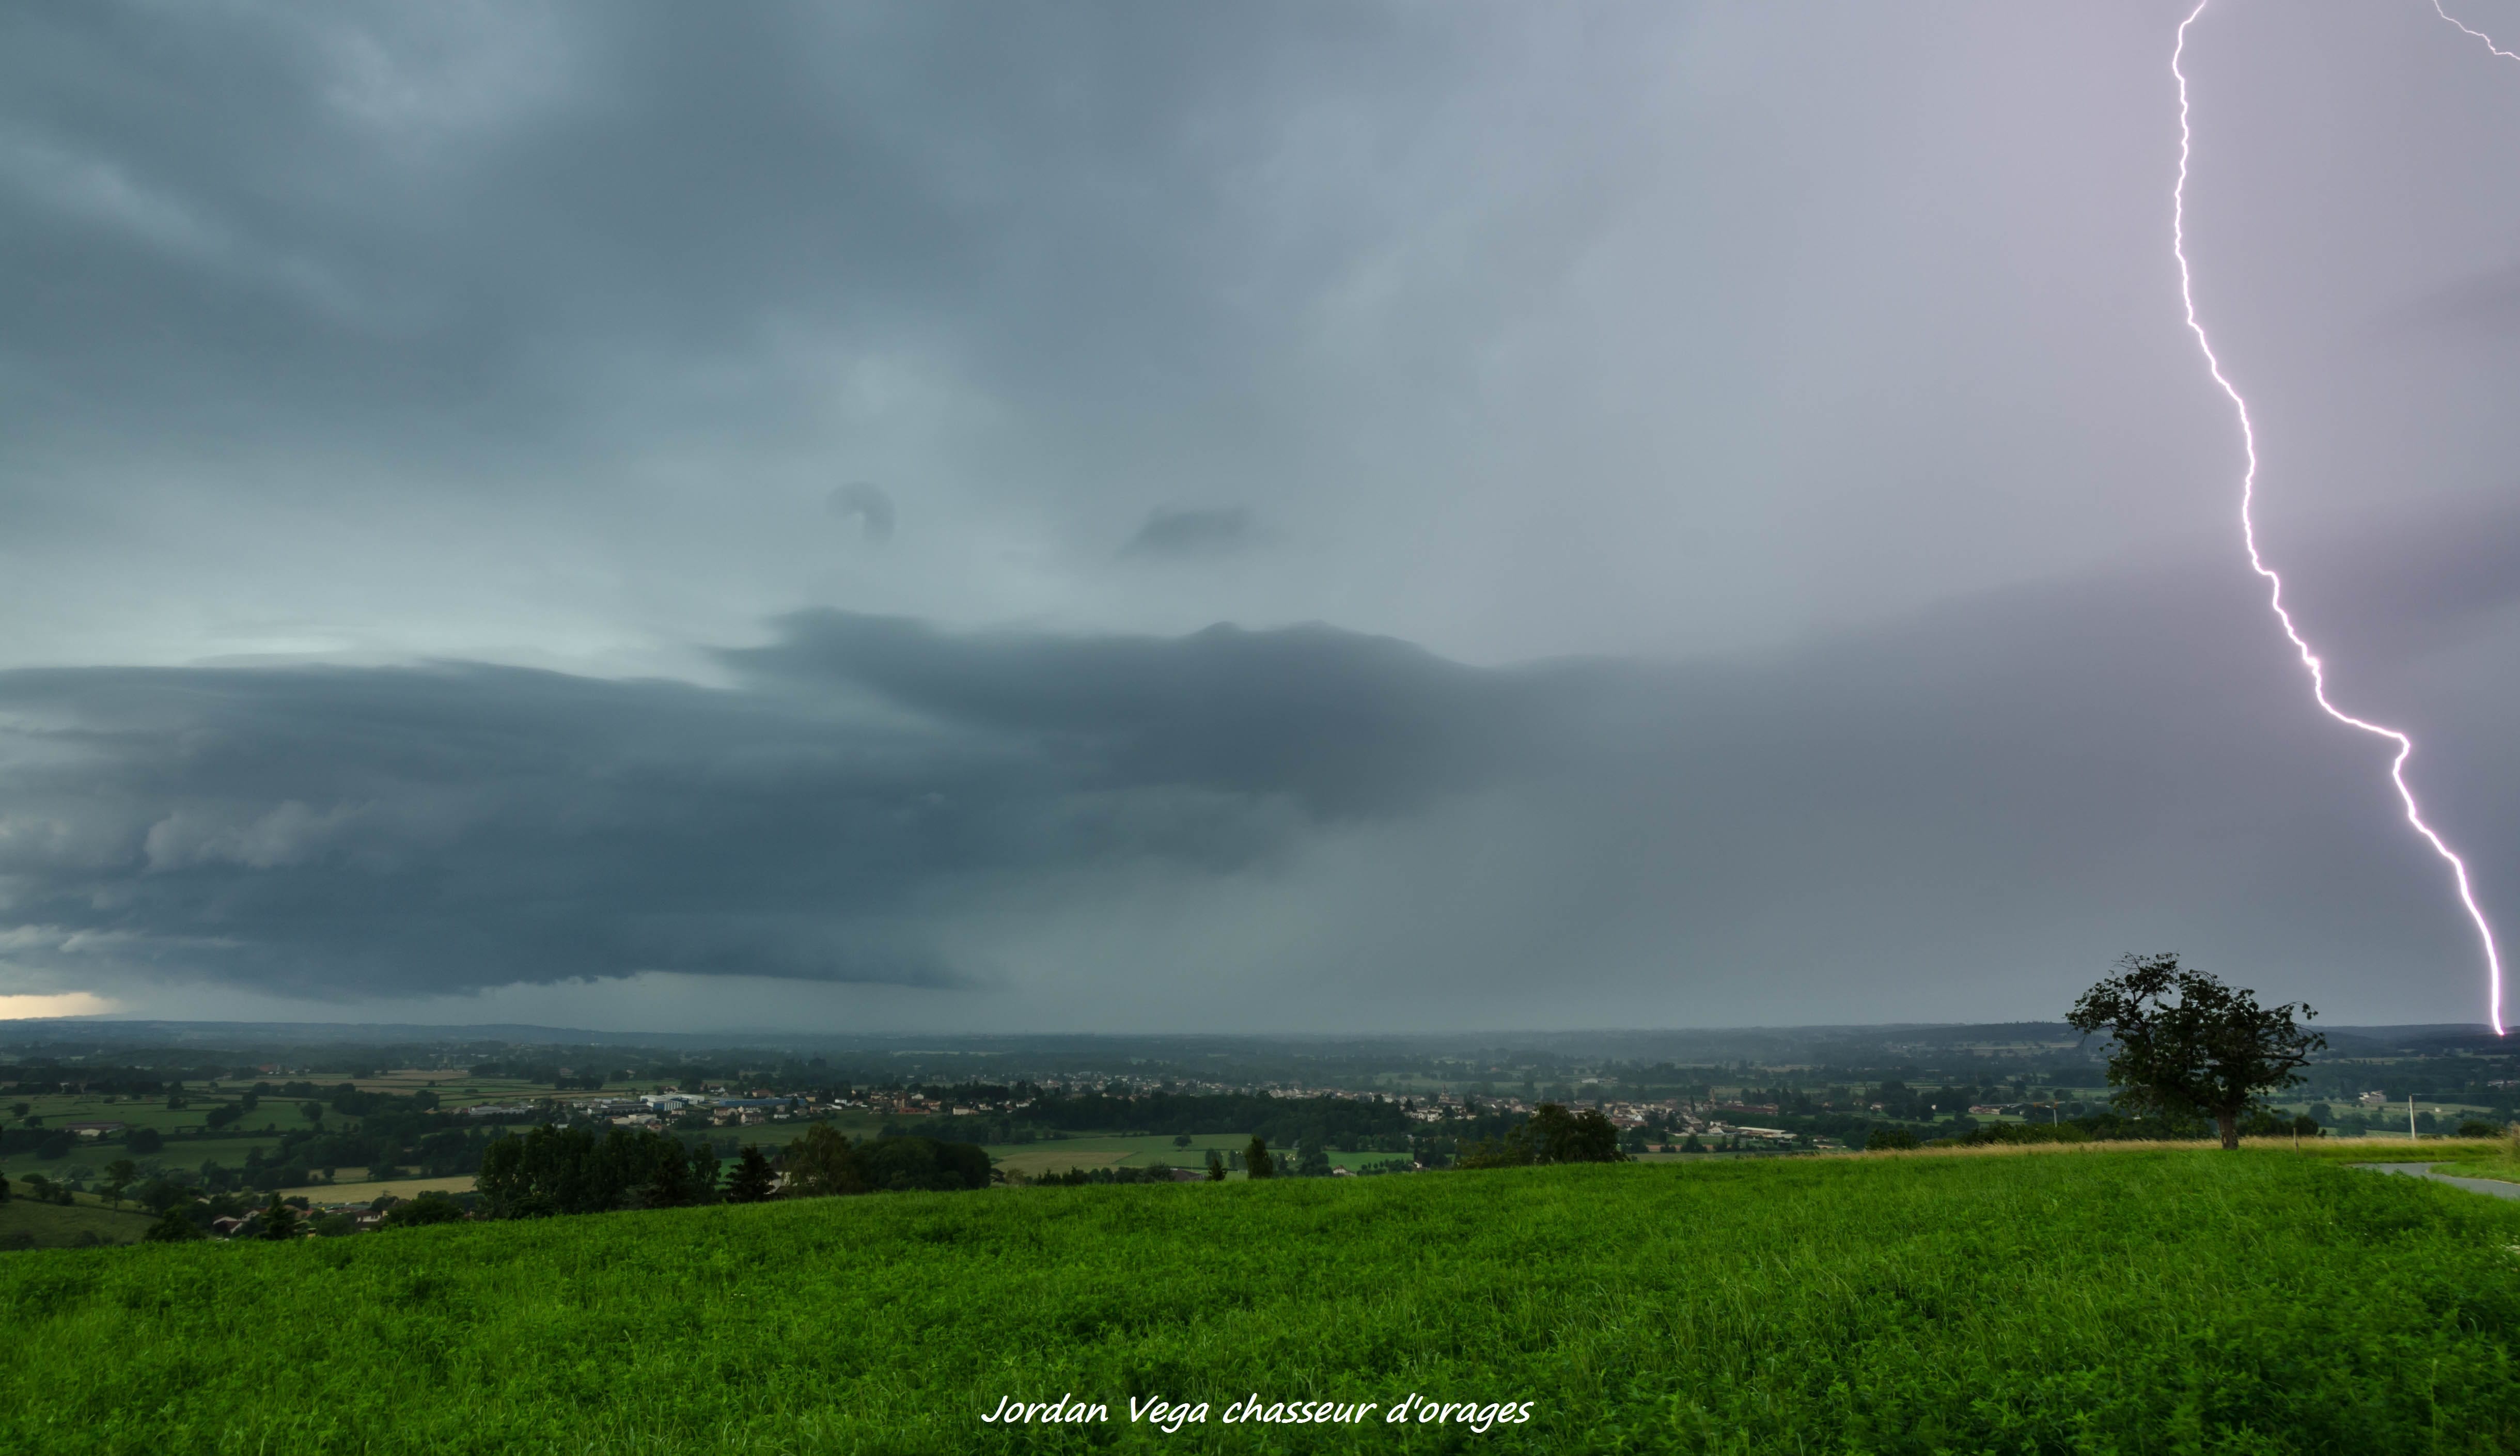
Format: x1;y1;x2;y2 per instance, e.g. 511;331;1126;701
141;1188;467;1242
1021;1091;1419;1153
472;1124;991;1219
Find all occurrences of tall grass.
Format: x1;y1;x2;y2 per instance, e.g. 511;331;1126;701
6;1148;2518;1453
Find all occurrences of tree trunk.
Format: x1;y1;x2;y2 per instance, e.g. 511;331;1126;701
2216;1110;2239;1150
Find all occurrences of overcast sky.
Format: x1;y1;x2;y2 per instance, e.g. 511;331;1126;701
4;0;2519;1032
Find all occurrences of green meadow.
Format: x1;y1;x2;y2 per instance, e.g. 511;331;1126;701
7;1146;2520;1453
0;1189;155;1249
2429;1138;2520;1185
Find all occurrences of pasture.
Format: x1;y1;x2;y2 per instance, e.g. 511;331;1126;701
0;1189;155;1249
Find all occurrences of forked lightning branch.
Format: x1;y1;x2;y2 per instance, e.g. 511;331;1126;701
2171;0;2511;1034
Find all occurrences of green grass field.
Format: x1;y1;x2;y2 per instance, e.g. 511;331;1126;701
2428;1135;2520;1185
0;1190;156;1249
8;1145;2520;1452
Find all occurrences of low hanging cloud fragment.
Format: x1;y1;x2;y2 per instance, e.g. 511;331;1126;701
1120;505;1254;560
828;482;896;544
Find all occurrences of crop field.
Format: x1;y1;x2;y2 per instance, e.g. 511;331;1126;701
988;1133;1260;1180
278;1174;479;1205
8;1145;2520;1453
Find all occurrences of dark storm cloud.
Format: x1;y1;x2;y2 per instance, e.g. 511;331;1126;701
1120;507;1255;560
0;2;1460;461
6;503;2518;1009
723;608;1571;816
5;1;2519;1026
0;612;1577;999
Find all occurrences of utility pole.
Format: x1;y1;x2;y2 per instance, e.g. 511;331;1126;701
2409;1093;2418;1141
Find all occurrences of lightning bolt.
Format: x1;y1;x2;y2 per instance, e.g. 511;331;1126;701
2433;0;2520;62
2172;0;2505;1036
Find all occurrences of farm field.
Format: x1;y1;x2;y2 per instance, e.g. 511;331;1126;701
9;1146;2520;1453
2;1136;293;1184
0;1189;156;1249
279;1174;478;1205
984;1133;1409;1181
986;1132;1250;1180
0;1074;553;1192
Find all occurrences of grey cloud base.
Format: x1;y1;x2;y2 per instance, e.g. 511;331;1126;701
4;512;2513;1024
0;614;1555;1001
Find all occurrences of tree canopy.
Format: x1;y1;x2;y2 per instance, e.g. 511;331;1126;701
1457;1104;1626;1169
2067;953;2324;1150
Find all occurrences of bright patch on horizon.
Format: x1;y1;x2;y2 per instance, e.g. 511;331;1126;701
0;991;118;1019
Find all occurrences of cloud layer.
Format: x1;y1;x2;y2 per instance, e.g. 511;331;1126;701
7;498;2518;1025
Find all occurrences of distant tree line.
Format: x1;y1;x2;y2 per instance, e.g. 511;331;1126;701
1;1064;229;1097
473;1124;990;1220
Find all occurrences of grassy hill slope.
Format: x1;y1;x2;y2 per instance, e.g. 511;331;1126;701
7;1148;2520;1453
0;1192;155;1249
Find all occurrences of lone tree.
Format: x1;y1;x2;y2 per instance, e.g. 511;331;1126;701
1458;1103;1627;1168
2067;952;2324;1150
725;1145;777;1204
1244;1136;1275;1180
779;1124;865;1198
259;1193;301;1240
101;1158;137;1210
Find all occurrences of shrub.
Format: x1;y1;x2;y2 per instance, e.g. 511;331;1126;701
1862;1126;1921;1152
856;1136;989;1193
780;1124;865;1198
143;1208;207;1243
1459;1105;1626;1169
